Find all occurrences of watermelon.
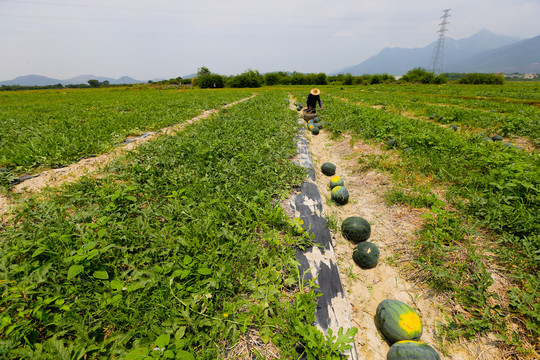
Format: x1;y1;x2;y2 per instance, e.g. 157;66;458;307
387;341;441;360
375;299;423;344
310;126;320;135
321;162;336;176
449;124;458;131
491;135;503;141
331;186;349;205
296;105;303;111
386;139;397;148
352;241;379;268
341;216;371;242
313;116;321;123
329;176;344;189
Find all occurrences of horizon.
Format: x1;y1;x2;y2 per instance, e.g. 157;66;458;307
3;28;535;83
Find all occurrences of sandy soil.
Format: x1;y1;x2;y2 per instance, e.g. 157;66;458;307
302;122;507;359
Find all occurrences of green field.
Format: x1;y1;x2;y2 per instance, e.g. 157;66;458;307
1;84;539;358
0;87;253;176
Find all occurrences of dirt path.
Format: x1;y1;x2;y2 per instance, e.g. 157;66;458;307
0;95;256;218
302;119;505;359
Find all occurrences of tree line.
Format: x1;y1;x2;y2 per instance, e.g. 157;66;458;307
1;68;508;91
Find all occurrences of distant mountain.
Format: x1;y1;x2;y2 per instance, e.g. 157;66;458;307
448;34;540;73
335;29;524;75
0;74;144;86
0;74;63;86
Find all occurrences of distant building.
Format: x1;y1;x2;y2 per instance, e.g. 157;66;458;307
524;73;538;79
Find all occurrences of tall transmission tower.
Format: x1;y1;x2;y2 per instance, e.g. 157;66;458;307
430;9;451;75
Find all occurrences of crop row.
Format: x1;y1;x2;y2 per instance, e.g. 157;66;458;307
0;87;254;175
0;91;351;358
325;85;540;146
363;82;540;101
307;91;539;355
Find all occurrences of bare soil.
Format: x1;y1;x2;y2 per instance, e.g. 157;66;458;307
303;125;507;359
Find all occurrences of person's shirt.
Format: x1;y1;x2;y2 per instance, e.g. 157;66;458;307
307;93;322;108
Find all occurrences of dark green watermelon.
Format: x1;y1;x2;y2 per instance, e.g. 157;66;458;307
321;162;336;176
341;216;371;242
387;341;440;360
449;124;458;131
492;135;503;141
352;241;379;268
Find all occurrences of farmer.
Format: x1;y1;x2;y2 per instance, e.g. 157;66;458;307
306;88;323;113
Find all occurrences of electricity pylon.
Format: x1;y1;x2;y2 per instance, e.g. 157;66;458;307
429;9;451;75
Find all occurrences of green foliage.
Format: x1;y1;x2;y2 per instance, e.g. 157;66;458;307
385;187;440;208
295;325;358;359
327;73;395;85
0;90;356;358
290;72;306;85
228;69;264;88
401;68;447;84
197;67;211;76
457;73;505;85
1;83;67;91
197;74;224;88
87;79;110;88
263;72;280;86
0;88;253;176
289;72;328;86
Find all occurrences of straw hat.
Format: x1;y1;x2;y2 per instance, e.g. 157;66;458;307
310;88;320;96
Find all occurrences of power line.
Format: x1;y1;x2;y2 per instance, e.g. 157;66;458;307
429;9;450;75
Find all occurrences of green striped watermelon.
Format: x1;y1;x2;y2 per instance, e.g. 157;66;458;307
375;299;423;344
387;341;440;360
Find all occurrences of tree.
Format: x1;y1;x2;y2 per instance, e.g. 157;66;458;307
342;74;354;85
457;73;504;85
314;73;327;85
88;79;100;88
198;74;224;88
290;72;305;85
264;73;280;86
401;68;447;84
198;67;211;76
229;70;263;88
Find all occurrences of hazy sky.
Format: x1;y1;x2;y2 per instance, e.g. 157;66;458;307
1;0;539;81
